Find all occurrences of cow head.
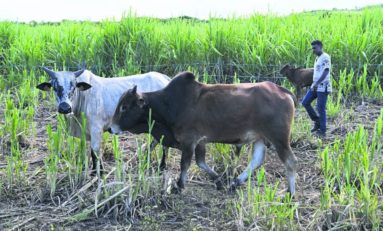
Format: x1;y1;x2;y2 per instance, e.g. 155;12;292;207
36;67;91;114
110;85;147;134
280;64;293;76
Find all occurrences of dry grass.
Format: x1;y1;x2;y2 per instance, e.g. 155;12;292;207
1;99;382;230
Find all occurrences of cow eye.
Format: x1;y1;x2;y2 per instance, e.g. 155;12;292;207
120;105;127;112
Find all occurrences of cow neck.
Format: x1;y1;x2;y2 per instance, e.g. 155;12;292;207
71;88;87;117
287;69;296;82
143;92;169;126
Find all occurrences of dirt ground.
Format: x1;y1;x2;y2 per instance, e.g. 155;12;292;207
0;99;382;231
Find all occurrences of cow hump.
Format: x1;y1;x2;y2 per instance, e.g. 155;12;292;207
166;71;196;89
174;71;195;82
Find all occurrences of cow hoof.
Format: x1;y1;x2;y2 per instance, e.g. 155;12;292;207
176;179;185;188
171;183;183;194
228;179;241;194
168;179;184;194
159;164;167;172
215;179;224;190
90;169;105;177
171;187;182;194
158;167;165;176
228;184;237;195
90;169;97;177
283;192;295;202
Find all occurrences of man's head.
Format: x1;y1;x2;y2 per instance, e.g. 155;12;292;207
36;67;91;114
311;40;323;56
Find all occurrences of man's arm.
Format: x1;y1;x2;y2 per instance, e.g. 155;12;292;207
312;68;329;89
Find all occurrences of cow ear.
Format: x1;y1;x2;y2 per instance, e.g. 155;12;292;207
36;82;52;91
137;97;146;108
76;82;92;91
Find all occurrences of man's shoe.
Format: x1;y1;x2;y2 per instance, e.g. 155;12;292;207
314;130;326;138
311;122;320;133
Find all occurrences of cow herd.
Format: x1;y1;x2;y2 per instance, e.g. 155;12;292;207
36;66;312;197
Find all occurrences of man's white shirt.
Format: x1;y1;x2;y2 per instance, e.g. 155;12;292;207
313;52;332;92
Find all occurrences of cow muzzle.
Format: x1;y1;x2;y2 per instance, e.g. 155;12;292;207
109;124;122;135
58;102;72;114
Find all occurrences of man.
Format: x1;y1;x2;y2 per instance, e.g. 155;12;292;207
302;40;332;137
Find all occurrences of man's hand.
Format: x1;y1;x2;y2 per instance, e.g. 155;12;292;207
312;68;329;92
310;83;318;92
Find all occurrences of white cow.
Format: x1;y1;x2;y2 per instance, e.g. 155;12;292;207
36;67;170;174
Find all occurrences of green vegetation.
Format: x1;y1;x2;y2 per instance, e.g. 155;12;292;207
1;7;383;82
318;109;383;229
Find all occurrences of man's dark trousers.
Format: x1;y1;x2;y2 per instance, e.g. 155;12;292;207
302;89;328;134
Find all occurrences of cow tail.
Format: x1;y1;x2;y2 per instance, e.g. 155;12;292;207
278;86;298;108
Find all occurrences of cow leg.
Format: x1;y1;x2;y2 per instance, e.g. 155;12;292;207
275;144;297;197
231;140;266;190
195;144;222;190
149;139;158;151
90;130;104;177
90;149;99;172
232;144;242;159
90;148;104;176
160;146;168;171
149;139;168;171
176;143;195;191
296;87;301;100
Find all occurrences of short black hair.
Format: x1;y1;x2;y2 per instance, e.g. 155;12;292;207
311;40;323;47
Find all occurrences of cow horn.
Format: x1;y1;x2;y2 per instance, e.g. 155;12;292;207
74;69;85;78
130;85;137;94
41;66;56;78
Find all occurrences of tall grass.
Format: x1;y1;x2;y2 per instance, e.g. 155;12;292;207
45;123;60;196
68;110;165;222
0;73;37;186
44;113;89;196
1;7;383;83
233;167;299;230
318;109;383;229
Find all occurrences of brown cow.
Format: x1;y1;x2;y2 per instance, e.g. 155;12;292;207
280;64;313;99
110;72;298;196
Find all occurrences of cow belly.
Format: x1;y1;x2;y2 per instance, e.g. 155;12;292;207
205;130;260;144
66;116;91;140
